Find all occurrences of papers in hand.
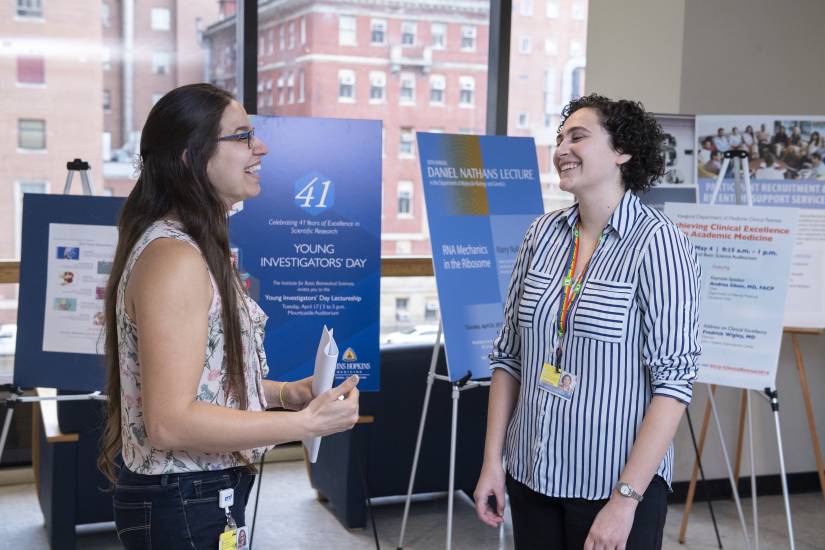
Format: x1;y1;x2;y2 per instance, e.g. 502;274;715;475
303;325;338;463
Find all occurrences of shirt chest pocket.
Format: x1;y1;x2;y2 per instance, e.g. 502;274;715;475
572;278;634;343
517;269;555;328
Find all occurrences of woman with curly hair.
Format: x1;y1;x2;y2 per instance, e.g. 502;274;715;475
474;94;701;550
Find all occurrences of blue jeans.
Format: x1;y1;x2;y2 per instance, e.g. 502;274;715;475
113;465;256;549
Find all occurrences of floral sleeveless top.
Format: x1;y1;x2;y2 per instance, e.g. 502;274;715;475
117;220;271;474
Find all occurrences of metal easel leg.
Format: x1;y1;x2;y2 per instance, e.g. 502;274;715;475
707;386;752;550
747;391;758;550
764;388;795;550
446;383;460;550
398;322;443;550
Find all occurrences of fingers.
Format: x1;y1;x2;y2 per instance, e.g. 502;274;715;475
328;374;359;399
494;485;505;517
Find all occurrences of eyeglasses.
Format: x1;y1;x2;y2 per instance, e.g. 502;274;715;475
217;128;255;149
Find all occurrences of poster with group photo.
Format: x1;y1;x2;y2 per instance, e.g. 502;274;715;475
696;115;825;328
666;203;798;390
417;133;544;381
42;223;117;354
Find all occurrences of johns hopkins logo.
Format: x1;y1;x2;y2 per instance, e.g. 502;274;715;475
342;347;357;362
294;171;335;216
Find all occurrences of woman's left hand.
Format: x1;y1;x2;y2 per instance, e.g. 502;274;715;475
281;376;314;410
584;496;636;550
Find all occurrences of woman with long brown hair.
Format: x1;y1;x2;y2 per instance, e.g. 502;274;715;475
98;83;360;549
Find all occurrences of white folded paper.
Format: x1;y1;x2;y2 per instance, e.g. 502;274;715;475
303;325;339;463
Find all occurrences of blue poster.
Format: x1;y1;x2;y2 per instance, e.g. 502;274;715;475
417;133;544;381
228;117;382;391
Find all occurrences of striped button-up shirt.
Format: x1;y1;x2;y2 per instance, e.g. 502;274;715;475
490;190;701;499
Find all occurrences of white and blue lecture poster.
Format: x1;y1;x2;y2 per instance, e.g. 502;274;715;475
666;203;798;390
229;117;382;391
417;133;544;381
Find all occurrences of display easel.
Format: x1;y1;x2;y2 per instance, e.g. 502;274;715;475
0;159;105;466
679;149;797;550
397;322;502;550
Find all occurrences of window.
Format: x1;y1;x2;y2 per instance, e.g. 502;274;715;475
151;8;171;32
103;89;111;110
300;16;306;45
369;71;386;102
399;72;416;105
397;181;413;217
101;2;110;27
520;0;534;16
339;15;357;46
18;119;46;150
543;69;555;114
287;73;295;103
395;297;409;321
16;0;42;18
371;19;386;45
572;1;587;20
17;55;45;84
338;69;355;101
399;127;414;157
429;74;445;104
267;29;275;54
401;22;416;46
395;241;412;255
15;181;48;256
570;66;585;100
519;36;532;54
544;38;558;56
288;21;295;49
517;112;529;128
279;25;285;50
277;75;285;104
429;127;444;133
459;76;475;107
424;299;439;321
431;23;446;49
546;0;560;18
102;48;111;71
461;26;476;51
570;40;584;58
298;70;305;103
152;52;170;75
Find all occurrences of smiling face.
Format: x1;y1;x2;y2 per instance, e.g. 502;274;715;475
206;100;269;209
554;107;630;197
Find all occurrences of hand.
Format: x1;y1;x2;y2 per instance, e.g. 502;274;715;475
584;495;637;550
281;376;314;411
302;374;360;437
473;461;506;527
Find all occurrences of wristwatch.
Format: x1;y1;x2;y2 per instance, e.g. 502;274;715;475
614;481;644;502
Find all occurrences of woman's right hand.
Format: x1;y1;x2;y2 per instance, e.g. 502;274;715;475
301;374;360;437
473;460;506;527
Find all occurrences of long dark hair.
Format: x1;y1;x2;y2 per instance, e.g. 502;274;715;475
98;83;249;483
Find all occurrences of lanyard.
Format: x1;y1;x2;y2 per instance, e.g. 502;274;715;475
553;224;601;371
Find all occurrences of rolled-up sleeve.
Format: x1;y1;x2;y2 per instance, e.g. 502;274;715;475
638;223;702;405
489;219;538;382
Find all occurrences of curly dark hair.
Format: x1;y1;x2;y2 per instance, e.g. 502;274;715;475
559;93;665;193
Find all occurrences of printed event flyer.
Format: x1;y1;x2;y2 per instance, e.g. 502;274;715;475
665;203;798;390
695;115;825;327
228;116;381;391
42;223;118;355
417;133;544;381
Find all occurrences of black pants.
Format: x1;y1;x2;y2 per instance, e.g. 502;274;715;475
506;473;668;550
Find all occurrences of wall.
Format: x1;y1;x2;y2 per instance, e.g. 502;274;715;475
586;0;825;482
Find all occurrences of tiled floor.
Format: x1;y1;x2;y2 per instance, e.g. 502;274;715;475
0;460;822;549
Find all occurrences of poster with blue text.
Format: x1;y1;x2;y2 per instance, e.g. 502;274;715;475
229;117;381;391
418;133;544;381
696;115;825;328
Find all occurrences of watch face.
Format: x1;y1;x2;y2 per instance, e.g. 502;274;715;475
620;485;631;496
